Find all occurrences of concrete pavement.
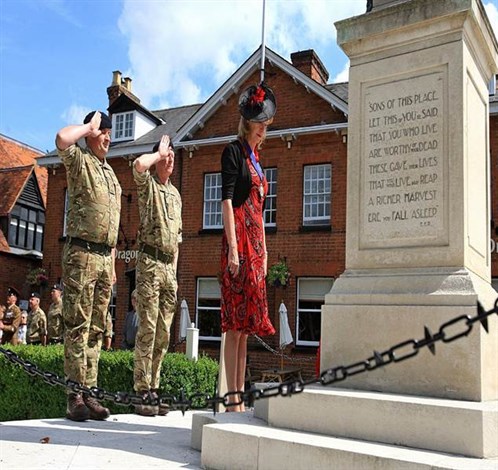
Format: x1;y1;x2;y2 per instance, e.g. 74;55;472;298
0;411;203;470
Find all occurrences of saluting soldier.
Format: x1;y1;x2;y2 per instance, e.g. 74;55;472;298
133;135;182;416
56;110;121;422
26;292;47;346
47;284;63;344
0;287;22;345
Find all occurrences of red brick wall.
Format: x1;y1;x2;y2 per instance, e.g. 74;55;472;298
0;254;42;308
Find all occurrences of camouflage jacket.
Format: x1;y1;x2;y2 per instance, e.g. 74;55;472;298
58;143;121;247
47;298;63;340
27;307;47;344
133;166;182;255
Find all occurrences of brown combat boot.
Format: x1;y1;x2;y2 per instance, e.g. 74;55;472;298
83;395;110;420
66;393;90;422
152;390;169;416
134;390;158;417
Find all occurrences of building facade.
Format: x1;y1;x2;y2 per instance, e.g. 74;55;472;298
38;47;498;379
0;134;47;308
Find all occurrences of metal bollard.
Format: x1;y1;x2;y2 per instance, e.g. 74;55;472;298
186;323;199;361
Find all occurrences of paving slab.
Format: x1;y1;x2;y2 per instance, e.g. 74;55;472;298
0;411;202;470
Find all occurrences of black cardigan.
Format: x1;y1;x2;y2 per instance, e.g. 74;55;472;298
221;140;262;208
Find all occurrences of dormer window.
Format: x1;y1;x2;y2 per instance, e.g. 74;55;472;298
113;111;134;141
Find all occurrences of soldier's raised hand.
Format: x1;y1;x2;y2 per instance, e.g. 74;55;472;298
88;111;102;137
158;135;172;160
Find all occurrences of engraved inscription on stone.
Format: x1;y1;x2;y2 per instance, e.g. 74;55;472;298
360;71;446;248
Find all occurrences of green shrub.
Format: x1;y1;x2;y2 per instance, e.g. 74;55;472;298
0;344;218;421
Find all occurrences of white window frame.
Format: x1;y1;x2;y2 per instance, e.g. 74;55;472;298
303;164;331;226
196;277;222;341
264;167;277;227
203;173;223;229
113;111;135;142
296;277;334;346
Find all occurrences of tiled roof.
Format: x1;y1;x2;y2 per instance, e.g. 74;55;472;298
0;134;47;207
0;229;9;253
326;82;349;104
0;166;33;216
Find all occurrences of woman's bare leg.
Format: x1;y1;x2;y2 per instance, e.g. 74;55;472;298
224;330;242;411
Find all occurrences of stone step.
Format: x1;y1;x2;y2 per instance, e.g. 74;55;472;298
254;385;498;458
200;419;497;470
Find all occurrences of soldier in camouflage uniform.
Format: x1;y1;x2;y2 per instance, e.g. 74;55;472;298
133;135;182;416
47;284;63;344
26;292;47;345
0;287;22;345
56;110;121;422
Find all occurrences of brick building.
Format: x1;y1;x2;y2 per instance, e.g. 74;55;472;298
0;134;47;308
37;46;498;379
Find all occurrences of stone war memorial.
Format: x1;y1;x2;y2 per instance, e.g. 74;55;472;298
197;1;498;468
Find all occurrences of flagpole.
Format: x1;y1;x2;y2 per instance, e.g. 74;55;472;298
260;0;266;84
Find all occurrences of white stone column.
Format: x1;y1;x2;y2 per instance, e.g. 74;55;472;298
323;0;498;402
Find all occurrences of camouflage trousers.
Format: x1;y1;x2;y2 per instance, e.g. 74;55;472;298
134;252;177;392
62;243;113;391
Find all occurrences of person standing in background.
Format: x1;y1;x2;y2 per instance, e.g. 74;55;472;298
47;284;63;344
132;135;182;417
0;287;22;345
56;110;121;422
17;311;28;344
121;289;139;350
26;292;47;346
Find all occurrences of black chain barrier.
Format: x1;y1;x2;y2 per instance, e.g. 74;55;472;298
0;300;496;415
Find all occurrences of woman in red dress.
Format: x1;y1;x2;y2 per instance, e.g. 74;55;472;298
220;83;277;412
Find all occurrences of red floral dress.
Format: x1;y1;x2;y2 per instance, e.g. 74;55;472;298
220;152;275;336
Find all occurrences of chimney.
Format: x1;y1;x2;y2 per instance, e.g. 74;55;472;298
123;77;132;91
290;49;329;86
107;70;140;106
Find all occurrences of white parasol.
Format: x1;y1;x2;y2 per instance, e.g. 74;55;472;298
279;301;293;368
180;299;191;340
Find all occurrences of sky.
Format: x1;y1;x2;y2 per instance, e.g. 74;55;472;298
1;0;498;153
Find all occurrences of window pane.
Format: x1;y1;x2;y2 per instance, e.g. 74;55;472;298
27;222;35;249
35;225;43;252
197;278;222;340
203;173;222;229
303;164;331;226
8;218;18;245
297;278;334;346
264;167;277;227
18;220;26;247
197;309;221;338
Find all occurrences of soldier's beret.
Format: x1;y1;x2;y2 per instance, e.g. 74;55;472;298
7;286;20;298
30;292;41;299
238;82;276;122
51;284;63;292
83;110;112;130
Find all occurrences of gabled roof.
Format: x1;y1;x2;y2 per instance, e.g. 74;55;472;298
0;166;34;216
0;134;47;207
174;46;349;147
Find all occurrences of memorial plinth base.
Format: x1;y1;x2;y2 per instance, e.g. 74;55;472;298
196;387;498;468
321;267;498;402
